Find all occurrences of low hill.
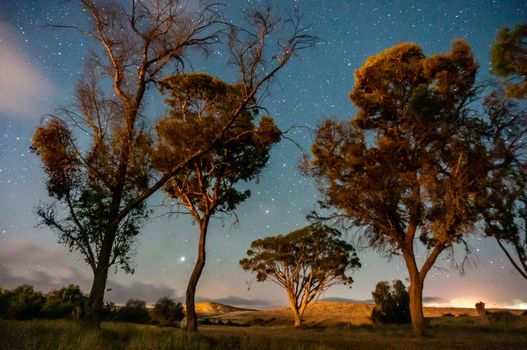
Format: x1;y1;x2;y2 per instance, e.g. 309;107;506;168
201;300;525;326
193;302;254;316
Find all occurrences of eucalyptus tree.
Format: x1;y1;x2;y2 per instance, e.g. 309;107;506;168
483;22;527;280
155;72;281;331
32;0;222;327
240;225;360;327
32;0;314;329
305;40;487;336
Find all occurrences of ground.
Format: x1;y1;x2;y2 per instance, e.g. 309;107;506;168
1;301;526;349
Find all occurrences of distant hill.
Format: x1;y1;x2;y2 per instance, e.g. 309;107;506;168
193;302;254;316
197;300;526;327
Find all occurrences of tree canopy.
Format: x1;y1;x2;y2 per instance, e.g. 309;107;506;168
240;225;360;327
491;23;527;98
483;22;527;280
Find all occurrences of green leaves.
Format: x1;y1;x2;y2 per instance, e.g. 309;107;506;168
491;23;527;98
307;40;484;255
155;72;281;218
240;224;361;293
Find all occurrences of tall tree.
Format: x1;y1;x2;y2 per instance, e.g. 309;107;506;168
240;225;360;327
483;22;527;280
31;0;222;328
154;5;315;331
305;41;485;337
155;72;281;332
32;1;314;328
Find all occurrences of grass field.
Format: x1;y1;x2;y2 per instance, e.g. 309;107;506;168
1;315;526;350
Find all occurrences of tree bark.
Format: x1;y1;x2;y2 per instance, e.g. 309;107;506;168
84;265;109;328
288;294;303;327
293;311;302;327
408;274;426;337
186;217;209;332
84;228;116;328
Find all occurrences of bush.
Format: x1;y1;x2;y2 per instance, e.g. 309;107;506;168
371;280;411;324
102;301;119;321
41;285;87;319
5;285;45;320
489;311;516;323
118;299;151;324
152;297;184;327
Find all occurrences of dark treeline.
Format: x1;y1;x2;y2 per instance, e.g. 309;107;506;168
0;284;183;326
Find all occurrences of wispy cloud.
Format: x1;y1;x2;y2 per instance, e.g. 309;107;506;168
0;22;57;119
0;238;176;305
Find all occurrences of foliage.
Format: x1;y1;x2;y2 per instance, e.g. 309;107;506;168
240;224;360;327
0;285;45;320
152;297;184;327
153;2;315;332
155;72;281;216
41;285;87;319
483;22;527;281
489;311;517;324
304;40;486;337
371;280;410;324
491;23;527;98
30;0;223;326
117;299;151;324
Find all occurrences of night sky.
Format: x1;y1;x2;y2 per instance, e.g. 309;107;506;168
1;0;526;309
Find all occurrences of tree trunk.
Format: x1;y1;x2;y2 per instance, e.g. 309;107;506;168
186;218;209;332
408;274;426;337
84;230;115;328
288;295;303;328
84;263;110;328
293;311;302;327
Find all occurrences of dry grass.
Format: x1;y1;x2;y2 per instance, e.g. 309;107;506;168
1;301;525;349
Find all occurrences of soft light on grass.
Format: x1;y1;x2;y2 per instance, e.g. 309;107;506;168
1;317;527;349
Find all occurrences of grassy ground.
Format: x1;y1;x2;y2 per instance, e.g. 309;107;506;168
1;316;526;350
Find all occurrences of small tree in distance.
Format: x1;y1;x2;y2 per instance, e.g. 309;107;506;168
240;225;361;327
371;280;411;324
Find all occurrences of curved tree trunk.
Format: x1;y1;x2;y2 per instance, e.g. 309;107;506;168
186;217;209;332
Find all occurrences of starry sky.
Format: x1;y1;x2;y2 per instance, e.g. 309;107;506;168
1;0;526;309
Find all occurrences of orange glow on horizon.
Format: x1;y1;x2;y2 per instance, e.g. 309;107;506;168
425;297;527;310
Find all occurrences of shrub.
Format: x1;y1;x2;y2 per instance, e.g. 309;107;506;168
0;288;10;317
5;285;45;320
489;311;516;323
102;301;119;321
152;297;184;327
118;299;151;324
42;285;87;319
371;280;411;324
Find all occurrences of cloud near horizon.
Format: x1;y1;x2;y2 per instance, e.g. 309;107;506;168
0;238;176;305
0;22;57;119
